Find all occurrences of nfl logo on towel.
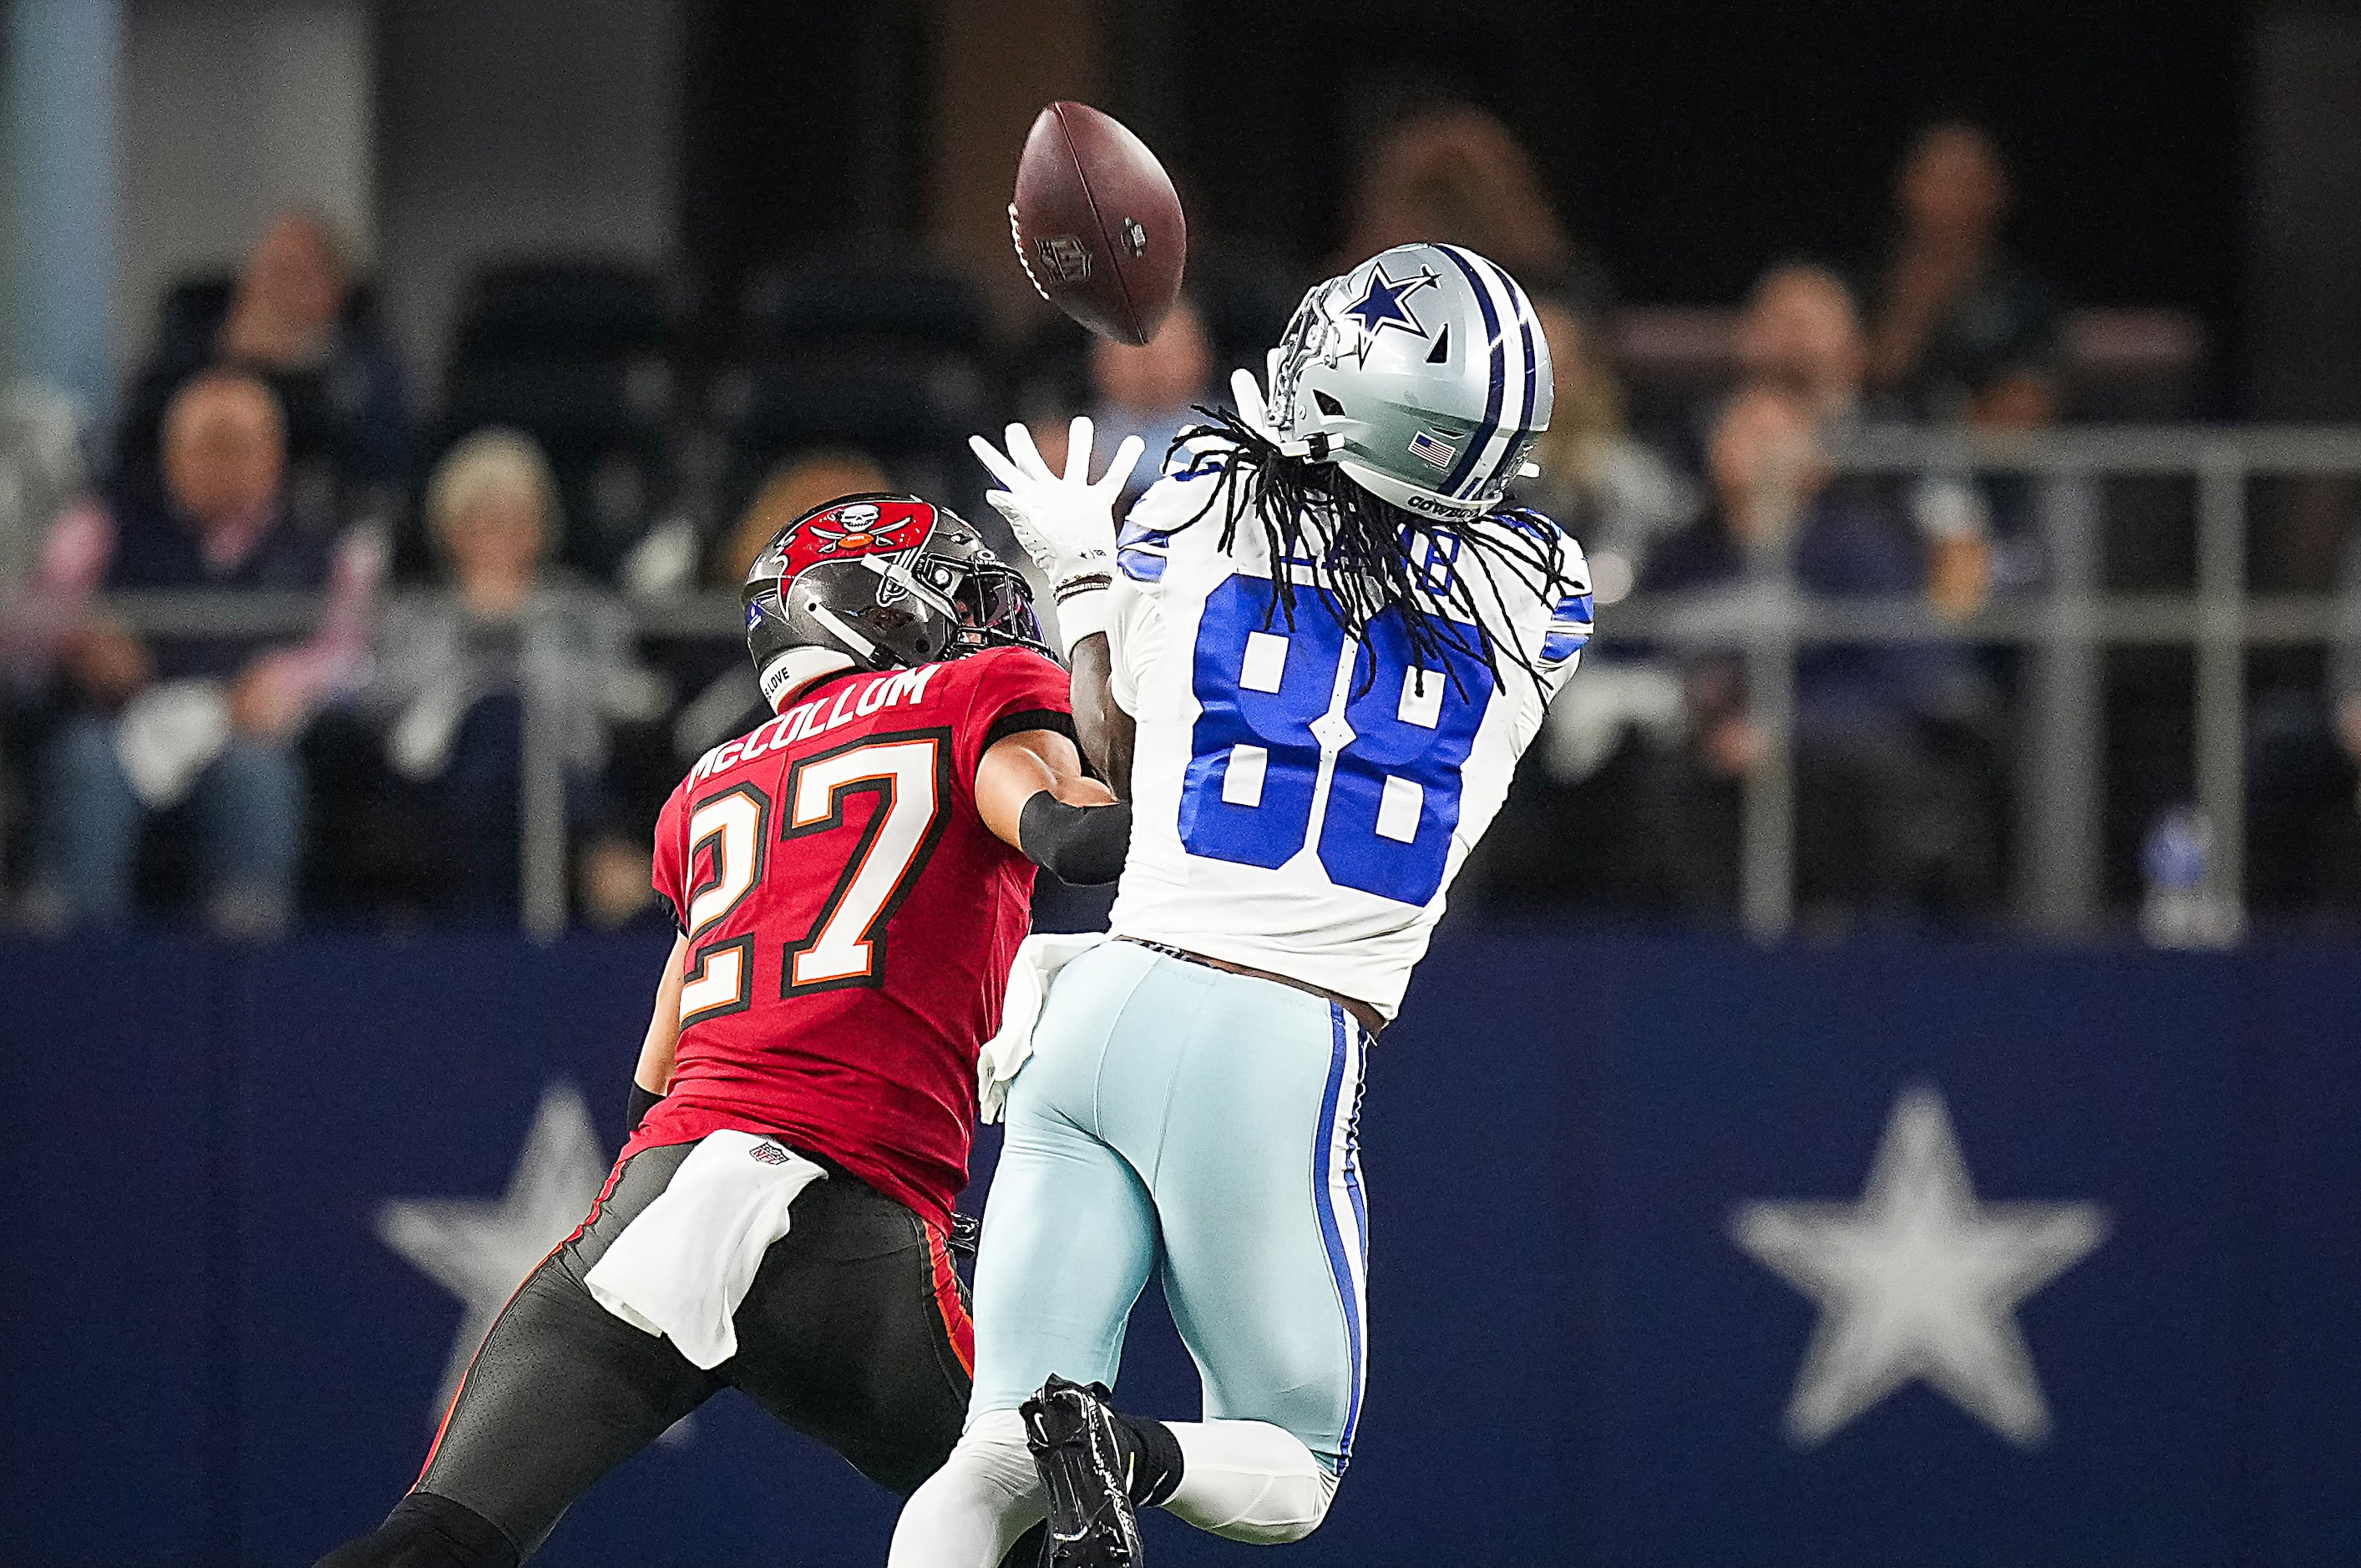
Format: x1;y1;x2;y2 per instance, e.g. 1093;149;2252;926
1408;429;1456;469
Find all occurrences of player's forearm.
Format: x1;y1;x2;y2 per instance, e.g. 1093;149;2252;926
976;726;1126;883
633;1035;677;1095
1068;632;1135;800
634;933;688;1096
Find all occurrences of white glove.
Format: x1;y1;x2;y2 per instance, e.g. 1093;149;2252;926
968;416;1143;655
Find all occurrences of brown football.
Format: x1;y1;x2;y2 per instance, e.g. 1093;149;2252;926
1010;101;1187;346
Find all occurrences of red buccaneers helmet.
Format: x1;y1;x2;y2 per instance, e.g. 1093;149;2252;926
742;493;1048;684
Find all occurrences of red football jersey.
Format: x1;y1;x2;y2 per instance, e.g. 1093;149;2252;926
627;645;1072;1232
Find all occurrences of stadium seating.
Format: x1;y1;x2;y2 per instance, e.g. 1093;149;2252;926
712;260;994;524
431;260;684;578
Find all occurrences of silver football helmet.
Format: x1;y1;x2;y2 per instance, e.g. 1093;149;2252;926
1266;242;1553;523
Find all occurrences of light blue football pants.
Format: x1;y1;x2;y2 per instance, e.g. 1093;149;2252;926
967;939;1370;1470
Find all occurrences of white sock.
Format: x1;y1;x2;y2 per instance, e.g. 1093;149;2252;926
1163;1419;1340;1545
888;1409;1045;1568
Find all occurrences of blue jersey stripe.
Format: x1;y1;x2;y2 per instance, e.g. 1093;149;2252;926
1315;1004;1366;1468
1432;245;1505;502
1342;1021;1369;1268
1543;589;1596;662
1552;590;1596;627
1117;519;1172;583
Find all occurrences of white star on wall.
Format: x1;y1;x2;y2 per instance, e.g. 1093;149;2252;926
377;1082;614;1419
1730;1085;2110;1449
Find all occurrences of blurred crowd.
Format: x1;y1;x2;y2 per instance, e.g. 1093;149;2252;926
0;107;2353;938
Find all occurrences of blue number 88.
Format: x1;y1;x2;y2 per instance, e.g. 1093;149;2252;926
1178;574;1494;905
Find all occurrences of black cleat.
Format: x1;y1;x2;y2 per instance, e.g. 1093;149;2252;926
1021;1375;1145;1568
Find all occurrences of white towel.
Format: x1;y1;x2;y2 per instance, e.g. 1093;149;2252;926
584;1131;828;1368
978;932;1108;1122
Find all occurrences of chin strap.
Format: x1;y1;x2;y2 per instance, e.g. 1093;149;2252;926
759;646;859;711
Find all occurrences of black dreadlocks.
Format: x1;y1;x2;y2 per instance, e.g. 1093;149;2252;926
1168;407;1577;697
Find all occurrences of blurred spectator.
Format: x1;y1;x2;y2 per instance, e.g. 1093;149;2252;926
11;371;378;936
118;211;414;531
1010;299;1223;665
1862;121;2061;428
1738;261;1994;618
1471;296;1694;916
1086;296;1217;476
1739;261;1878;427
1030;297;1218;499
0;382;89;599
365;429;659;925
1467;291;1689;915
2246;524;2361;913
1336;100;1610;314
1518;295;1695;605
1635;384;1987;923
716;451;896;586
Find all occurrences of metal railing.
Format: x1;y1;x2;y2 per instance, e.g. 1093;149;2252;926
1614;425;2361;938
17;424;2361;939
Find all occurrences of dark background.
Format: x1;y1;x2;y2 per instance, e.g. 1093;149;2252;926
688;0;2246;319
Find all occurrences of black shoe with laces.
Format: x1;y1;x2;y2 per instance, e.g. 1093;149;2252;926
1021;1375;1145;1568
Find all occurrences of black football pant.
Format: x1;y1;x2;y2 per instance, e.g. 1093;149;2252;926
317;1141;1024;1566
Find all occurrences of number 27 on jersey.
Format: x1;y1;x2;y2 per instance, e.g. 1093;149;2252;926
676;733;951;1027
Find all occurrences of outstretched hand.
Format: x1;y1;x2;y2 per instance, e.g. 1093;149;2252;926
967;416;1143;592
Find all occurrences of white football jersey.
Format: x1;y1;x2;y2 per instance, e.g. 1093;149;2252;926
1101;445;1592;1019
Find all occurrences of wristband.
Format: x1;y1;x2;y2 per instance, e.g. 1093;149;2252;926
1051;581;1112;658
1017;792;1132;885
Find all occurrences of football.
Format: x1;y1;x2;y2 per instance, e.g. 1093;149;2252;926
1009;101;1187;346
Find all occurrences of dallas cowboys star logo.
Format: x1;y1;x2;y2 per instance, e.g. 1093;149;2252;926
1338;263;1441;352
378;1082;611;1414
377;1082;696;1446
1730;1085;2109;1449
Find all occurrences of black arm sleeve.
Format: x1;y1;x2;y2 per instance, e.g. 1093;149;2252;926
626;1081;663;1134
1017;792;1132;886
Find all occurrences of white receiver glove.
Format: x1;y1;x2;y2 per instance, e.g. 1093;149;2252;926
968;416;1143;656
